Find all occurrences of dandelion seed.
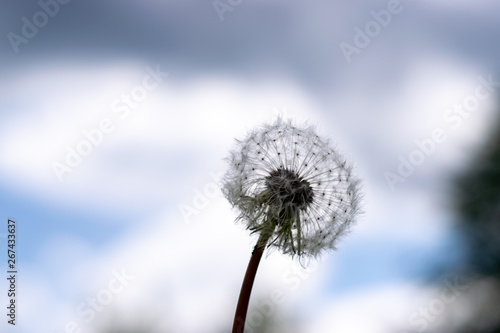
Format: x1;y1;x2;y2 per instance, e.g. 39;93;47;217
223;117;363;256
223;117;363;333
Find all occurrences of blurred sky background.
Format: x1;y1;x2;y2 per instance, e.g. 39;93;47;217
1;1;500;332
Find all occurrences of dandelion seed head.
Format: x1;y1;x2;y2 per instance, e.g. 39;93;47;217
222;117;363;258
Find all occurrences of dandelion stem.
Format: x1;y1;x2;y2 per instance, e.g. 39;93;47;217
232;230;273;333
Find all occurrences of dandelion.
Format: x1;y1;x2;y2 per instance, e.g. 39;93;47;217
222;117;363;333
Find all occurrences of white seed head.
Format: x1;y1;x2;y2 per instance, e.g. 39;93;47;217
222;117;363;258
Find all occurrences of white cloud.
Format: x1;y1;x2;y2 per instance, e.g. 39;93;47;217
0;63;322;216
3;53;490;332
308;282;436;333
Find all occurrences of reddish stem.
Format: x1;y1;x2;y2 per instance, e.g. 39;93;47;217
232;231;272;333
